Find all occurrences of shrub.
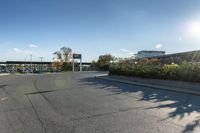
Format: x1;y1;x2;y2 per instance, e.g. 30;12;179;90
109;61;200;82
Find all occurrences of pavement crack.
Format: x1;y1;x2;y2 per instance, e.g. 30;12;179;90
71;111;118;121
26;95;47;133
33;79;58;111
71;106;143;121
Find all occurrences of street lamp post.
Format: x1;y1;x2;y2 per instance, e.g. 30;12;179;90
30;54;32;73
39;57;44;72
25;57;26;72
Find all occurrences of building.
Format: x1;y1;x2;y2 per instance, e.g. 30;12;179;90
151;50;200;63
135;50;165;59
134;50;200;64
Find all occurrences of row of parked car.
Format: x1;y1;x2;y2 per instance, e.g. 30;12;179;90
0;69;32;73
0;68;61;73
0;69;10;73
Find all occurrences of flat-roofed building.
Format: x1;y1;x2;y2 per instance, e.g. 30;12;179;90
152;50;200;64
135;50;165;59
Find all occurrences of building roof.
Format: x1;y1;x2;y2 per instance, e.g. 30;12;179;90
138;50;165;54
152;50;200;61
0;61;91;65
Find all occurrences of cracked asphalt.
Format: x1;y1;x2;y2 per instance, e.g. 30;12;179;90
0;72;200;133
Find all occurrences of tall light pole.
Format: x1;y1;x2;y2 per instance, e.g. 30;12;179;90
25;57;26;72
30;54;32;72
39;57;44;72
39;57;44;62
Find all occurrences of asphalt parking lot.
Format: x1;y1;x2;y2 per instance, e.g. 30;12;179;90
0;72;200;133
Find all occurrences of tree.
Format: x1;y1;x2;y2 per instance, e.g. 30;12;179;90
97;54;114;70
53;51;62;61
53;46;73;71
52;61;63;70
90;60;98;71
53;47;72;62
60;47;72;62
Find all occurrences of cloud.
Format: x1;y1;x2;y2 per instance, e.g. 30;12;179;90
120;49;131;52
12;48;34;55
120;49;134;55
29;44;38;48
13;48;21;53
118;49;135;56
155;43;163;49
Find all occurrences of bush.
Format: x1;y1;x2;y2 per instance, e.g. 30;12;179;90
62;63;72;71
109;61;200;82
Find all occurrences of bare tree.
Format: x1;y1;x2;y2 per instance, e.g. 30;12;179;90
60;47;72;62
53;51;62;61
53;47;73;62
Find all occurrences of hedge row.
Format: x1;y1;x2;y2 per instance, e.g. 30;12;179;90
109;62;200;82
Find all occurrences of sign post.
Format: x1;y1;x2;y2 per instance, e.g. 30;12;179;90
80;57;82;72
72;58;75;72
72;54;82;72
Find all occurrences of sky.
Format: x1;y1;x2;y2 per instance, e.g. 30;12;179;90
1;0;200;62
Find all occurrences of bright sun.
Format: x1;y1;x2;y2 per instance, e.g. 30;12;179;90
188;21;200;38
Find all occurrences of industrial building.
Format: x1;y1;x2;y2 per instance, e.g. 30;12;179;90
135;50;165;59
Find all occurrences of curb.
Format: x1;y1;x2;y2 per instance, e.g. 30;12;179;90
0;73;10;76
96;76;200;96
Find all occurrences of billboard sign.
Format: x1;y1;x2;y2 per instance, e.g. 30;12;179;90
73;54;82;59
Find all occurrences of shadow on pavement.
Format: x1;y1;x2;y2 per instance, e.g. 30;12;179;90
25;90;57;95
0;85;7;88
80;77;200;133
0;85;7;90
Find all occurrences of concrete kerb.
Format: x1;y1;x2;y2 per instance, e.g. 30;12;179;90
95;76;200;96
0;73;10;76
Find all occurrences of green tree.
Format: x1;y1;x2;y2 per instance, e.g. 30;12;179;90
90;60;97;71
97;54;114;70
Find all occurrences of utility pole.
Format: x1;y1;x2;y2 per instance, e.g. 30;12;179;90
30;54;32;73
25;57;26;72
39;57;44;72
39;57;44;62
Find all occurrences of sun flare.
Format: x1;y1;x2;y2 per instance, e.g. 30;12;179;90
188;21;200;38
